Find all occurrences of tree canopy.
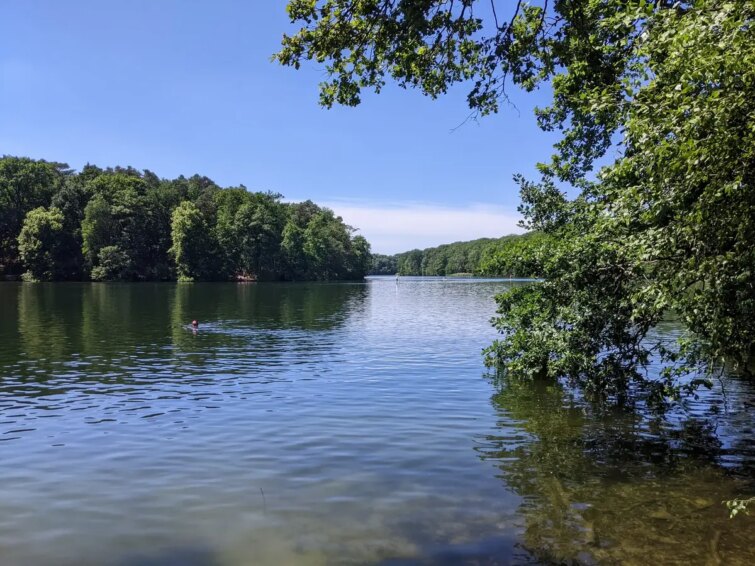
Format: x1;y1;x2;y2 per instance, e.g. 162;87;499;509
277;0;755;402
0;156;372;282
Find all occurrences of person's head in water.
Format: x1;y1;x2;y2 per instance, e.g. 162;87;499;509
192;320;198;328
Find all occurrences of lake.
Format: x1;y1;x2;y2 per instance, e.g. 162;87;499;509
0;278;753;565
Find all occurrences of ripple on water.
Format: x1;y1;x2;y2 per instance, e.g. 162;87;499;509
0;279;752;565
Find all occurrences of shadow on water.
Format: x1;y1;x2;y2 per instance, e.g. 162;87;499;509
477;377;755;565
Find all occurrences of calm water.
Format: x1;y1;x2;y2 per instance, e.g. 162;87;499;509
0;278;753;565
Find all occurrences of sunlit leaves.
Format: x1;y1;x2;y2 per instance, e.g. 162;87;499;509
17;207;65;281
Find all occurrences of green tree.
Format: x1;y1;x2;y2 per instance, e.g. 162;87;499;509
214;187;251;274
233;194;285;280
304;209;350;280
50;179;89;280
0;157;68;275
369;253;398;275
80;172;173;280
479;232;551;278
277;0;755;400
397;249;423;275
348;235;372;279
282;218;308;279
17;207;66;281
422;246;448;276
90;246;132;281
81;194;115;269
484;2;755;402
281;200;323;279
169;201;218;281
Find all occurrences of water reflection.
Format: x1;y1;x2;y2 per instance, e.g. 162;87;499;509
479;377;755;564
3;282;367;409
1;279;753;565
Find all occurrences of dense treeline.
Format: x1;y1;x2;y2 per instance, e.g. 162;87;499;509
477;233;552;279
370;234;540;277
1;156;371;282
369;253;398;275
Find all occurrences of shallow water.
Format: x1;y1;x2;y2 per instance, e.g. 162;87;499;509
0;279;752;565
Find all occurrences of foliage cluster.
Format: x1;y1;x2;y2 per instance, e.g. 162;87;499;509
1;157;371;282
477;232;552;278
277;0;755;404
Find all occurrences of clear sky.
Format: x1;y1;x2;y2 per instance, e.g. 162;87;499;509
0;0;558;254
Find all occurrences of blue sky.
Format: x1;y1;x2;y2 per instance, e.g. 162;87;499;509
1;0;558;253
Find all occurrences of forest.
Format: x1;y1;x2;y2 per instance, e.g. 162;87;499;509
370;233;548;278
0;156;371;282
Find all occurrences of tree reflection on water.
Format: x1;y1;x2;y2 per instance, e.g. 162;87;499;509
478;377;755;565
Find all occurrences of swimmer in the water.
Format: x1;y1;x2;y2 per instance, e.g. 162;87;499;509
192;320;198;328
